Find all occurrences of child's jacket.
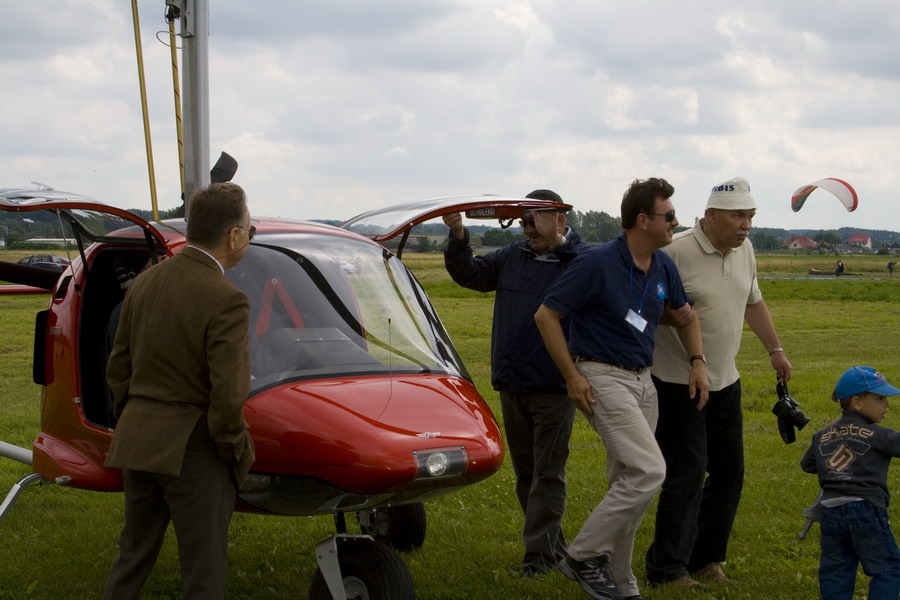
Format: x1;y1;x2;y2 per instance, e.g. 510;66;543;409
801;410;900;509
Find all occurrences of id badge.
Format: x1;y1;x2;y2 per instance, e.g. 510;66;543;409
625;308;648;333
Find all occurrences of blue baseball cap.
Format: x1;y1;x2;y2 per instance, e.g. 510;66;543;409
834;366;900;400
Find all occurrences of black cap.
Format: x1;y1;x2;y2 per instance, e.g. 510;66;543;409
525;189;564;204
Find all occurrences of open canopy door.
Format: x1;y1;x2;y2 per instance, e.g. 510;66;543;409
340;195;574;242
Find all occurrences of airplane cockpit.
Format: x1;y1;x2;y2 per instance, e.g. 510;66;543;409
228;230;468;392
66;224;469;431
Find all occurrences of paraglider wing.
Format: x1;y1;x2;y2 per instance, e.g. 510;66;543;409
791;178;858;213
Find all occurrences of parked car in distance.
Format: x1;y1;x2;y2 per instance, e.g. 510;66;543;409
16;255;71;271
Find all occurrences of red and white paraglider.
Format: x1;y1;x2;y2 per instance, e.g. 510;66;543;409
791;178;858;213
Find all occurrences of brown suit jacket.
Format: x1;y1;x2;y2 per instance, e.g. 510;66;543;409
105;246;255;486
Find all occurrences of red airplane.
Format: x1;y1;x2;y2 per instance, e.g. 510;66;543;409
0;187;569;598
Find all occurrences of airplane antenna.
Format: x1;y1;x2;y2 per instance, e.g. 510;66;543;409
130;0;160;220
388;318;394;396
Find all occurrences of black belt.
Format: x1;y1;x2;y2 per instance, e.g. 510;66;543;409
573;356;646;375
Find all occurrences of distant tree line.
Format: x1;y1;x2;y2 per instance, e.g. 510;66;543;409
407;209;625;245
3;206;898;250
566;210;622;244
401;218;900;248
749;232;782;250
0;210;64;244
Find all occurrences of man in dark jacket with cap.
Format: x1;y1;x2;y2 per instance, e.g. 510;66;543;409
443;189;591;576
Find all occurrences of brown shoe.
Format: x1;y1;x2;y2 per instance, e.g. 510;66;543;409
659;575;703;589
694;562;733;583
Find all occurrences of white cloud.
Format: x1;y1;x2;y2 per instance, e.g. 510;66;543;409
0;0;897;233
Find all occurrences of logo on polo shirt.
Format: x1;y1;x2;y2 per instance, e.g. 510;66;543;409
656;282;666;300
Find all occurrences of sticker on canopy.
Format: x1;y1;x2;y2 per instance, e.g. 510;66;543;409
465;207;497;218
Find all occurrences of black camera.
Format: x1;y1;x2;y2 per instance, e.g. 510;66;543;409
771;379;810;444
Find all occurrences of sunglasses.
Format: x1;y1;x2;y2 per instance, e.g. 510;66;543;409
519;210;560;228
235;224;256;240
641;209;676;223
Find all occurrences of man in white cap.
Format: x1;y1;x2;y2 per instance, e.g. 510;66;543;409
645;176;793;588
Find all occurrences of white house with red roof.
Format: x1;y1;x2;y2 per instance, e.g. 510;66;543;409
847;234;872;249
784;235;818;250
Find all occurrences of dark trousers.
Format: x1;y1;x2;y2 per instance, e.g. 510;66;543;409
103;423;237;600
819;501;900;600
645;378;744;583
500;390;575;568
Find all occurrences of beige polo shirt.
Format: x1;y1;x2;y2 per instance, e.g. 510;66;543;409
651;221;763;391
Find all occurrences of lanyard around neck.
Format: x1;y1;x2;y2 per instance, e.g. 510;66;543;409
629;265;651;314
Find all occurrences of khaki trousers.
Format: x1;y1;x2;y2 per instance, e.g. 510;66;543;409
568;361;665;597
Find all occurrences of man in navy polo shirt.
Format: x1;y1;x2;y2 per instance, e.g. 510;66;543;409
535;177;708;600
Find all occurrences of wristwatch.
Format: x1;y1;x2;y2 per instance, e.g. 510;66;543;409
689;354;707;365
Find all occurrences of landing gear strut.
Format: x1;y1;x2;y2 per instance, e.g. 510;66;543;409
307;513;416;600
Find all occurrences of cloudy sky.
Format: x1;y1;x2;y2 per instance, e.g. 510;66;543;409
2;1;899;231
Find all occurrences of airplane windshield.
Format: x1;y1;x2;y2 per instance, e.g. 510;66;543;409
226;233;469;391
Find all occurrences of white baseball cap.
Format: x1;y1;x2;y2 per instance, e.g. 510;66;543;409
706;177;757;210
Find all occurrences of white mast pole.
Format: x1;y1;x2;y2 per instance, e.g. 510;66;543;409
173;0;210;215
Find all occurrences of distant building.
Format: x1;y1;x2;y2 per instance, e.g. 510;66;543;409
21;238;76;248
846;234;872;249
784;235;818;250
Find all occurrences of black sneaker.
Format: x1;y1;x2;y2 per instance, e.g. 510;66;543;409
559;554;625;600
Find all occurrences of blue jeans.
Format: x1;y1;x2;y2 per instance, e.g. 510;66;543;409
819;500;900;600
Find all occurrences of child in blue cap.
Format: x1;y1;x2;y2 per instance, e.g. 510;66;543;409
801;366;900;600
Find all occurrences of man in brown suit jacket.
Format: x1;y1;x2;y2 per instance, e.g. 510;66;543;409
103;182;256;600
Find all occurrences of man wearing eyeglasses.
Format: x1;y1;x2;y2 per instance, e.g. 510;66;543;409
103;182;256;599
442;189;591;577
645;177;792;589
536;177;708;600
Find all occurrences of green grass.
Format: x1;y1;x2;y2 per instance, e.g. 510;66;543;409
1;251;899;599
755;252;896;277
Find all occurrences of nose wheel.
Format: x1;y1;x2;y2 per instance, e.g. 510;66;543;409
355;502;426;552
308;535;415;600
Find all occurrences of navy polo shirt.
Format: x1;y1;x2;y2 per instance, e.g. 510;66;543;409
542;234;689;369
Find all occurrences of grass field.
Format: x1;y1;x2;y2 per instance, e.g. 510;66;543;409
1;250;899;599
